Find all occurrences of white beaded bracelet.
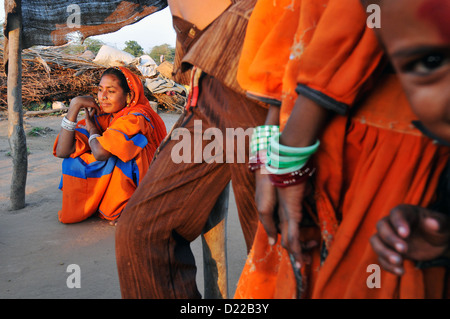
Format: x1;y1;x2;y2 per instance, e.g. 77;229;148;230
88;134;101;147
61;117;77;131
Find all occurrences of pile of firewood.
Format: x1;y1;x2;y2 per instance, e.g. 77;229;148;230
0;45;185;114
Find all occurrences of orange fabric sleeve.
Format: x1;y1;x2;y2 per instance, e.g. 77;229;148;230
294;0;384;115
236;0;301;105
237;0;383;113
52;119;90;159
97;114;153;163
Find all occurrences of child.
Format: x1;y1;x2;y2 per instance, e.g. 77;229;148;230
361;0;450;277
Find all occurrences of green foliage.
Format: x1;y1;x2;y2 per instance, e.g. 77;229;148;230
29;101;52;111
84;38;103;55
123;40;144;57
62;44;85;55
27;127;51;137
61;37;104;55
148;44;175;64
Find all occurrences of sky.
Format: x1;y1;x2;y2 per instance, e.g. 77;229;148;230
0;2;177;52
91;8;176;51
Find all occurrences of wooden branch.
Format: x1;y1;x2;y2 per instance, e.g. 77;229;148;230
7;0;27;210
201;184;230;299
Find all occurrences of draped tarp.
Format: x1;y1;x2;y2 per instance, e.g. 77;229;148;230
4;0;168;70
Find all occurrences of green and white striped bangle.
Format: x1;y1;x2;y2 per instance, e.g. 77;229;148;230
250;125;280;154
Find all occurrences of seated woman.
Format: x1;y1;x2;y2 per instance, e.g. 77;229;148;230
53;67;167;224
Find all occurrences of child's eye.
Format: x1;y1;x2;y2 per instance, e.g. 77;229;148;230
407;53;447;75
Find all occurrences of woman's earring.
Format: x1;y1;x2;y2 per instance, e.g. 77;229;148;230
126;95;131;107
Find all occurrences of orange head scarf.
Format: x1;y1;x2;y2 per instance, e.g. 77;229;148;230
113;66;167;145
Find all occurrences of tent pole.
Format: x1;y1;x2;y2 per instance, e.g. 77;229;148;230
7;0;27;210
201;183;230;299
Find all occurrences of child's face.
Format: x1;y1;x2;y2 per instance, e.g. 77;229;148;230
377;0;450;142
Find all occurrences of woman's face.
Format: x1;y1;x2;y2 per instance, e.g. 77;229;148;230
97;74;129;114
377;0;450;142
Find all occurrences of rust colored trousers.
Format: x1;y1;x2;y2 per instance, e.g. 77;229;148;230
115;74;267;298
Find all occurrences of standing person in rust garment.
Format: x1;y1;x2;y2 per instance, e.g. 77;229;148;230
115;0;273;298
233;0;449;299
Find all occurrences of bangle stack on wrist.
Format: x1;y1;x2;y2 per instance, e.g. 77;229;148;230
248;151;267;172
61;117;77;131
268;160;316;187
249;125;279;172
265;133;320;187
250;125;280;155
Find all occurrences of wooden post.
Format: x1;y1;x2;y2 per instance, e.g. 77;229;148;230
201;183;230;299
6;0;27;210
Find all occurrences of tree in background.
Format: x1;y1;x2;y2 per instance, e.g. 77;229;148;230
84;38;103;55
124;40;144;57
148;43;175;64
61;37;104;56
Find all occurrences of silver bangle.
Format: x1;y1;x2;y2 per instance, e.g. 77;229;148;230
61;116;77;131
88;134;101;147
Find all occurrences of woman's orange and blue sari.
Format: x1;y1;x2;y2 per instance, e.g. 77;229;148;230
53;67;167;224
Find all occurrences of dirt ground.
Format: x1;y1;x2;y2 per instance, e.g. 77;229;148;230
0;112;247;299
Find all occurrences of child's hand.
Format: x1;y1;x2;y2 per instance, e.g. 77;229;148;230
370;204;450;275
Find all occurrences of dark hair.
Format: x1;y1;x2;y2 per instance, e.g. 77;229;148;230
101;67;131;94
360;0;382;5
